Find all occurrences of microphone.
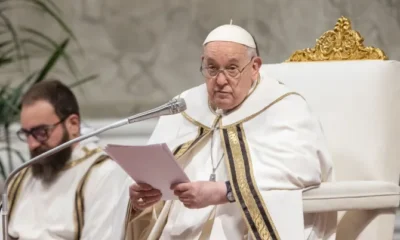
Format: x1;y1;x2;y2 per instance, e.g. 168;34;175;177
1;98;186;239
127;97;186;123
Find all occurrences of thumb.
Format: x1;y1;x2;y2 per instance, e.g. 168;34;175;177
172;182;190;192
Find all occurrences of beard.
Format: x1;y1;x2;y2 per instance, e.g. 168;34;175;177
30;125;72;184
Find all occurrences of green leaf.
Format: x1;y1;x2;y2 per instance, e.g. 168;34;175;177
2;86;24;123
0;46;29;61
14;71;40;111
68;74;98;88
0;37;68;120
33;38;69;84
25;0;82;51
0;57;13;68
0;11;25;70
0;155;7;180
20;27;58;47
0;30;11;36
0;82;11;97
0;40;13;49
20;27;80;81
18;70;39;91
41;0;62;14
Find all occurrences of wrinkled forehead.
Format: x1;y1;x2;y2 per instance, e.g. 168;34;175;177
203;41;249;64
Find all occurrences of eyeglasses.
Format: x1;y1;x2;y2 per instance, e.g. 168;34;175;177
200;58;254;79
17;118;65;143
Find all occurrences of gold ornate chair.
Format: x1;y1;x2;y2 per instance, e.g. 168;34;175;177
261;17;400;239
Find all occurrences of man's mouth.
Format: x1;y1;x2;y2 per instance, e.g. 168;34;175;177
216;91;230;94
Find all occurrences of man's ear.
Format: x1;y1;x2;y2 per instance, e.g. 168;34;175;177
252;57;262;79
65;114;80;138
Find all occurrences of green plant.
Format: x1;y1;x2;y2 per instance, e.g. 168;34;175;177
0;0;97;180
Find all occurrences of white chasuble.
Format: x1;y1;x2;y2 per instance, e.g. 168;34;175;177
1;141;131;240
124;74;336;240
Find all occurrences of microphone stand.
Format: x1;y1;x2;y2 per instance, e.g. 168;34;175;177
1;98;185;239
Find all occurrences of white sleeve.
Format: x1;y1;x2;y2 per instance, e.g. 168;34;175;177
80;160;132;240
147;114;184;144
0;211;3;237
253;94;333;189
110;172;135;240
249;94;333;240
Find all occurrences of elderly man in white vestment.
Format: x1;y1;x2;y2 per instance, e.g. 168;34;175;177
0;80;130;240
123;24;335;240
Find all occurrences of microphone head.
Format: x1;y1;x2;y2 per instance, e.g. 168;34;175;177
169;98;187;114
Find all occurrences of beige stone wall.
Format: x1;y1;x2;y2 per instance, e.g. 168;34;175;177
4;0;400;118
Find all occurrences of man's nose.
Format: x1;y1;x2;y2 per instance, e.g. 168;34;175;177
215;71;228;86
27;135;41;150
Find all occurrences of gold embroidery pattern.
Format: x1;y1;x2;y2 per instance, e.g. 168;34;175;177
173;126;214;161
181;112;211;130
223;92;302;128
122;126;215;240
3;147;106;240
74;154;110;240
174;127;204;159
286;16;388;62
62;147;102;171
122;126;212;239
221;124;280;240
123;199;133;235
7;168;29;222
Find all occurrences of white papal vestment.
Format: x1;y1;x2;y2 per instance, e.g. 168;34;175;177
0;140;132;240
123;74;336;240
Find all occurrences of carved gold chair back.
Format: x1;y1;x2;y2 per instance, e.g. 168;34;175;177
281;16;394;239
286;16;388;62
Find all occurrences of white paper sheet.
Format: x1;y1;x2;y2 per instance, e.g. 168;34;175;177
104;143;190;200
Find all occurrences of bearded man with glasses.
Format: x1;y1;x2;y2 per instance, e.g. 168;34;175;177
2;80;131;240
123;23;335;240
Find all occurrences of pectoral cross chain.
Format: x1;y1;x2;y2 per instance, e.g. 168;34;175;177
210;125;223;182
209;173;216;182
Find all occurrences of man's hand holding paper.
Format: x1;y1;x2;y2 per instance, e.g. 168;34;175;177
129;183;162;210
172;181;228;209
104;143;191;200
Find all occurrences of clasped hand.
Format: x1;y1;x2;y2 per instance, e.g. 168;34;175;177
130;181;227;210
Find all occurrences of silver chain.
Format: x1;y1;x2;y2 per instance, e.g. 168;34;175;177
210;127;224;181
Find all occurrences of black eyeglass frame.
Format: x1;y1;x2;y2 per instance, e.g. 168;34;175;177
16;117;67;143
199;57;254;79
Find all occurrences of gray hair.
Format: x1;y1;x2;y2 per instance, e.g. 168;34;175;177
247;47;258;59
202;44;258;59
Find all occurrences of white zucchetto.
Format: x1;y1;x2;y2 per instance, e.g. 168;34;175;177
203;22;256;48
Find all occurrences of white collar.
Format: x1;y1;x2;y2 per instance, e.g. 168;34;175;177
180;74;292;128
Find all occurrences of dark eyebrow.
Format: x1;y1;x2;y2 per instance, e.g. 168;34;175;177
23;124;49;132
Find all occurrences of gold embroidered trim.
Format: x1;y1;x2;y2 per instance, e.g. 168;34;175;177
173;127;204;159
62;147;102;171
221;92;302;129
181;76;260;129
173;125;215;161
122;127;212;240
174;140;194;159
181;112;211;130
123;199;134;235
7;167;30;222
5;147;106;240
74;154;109;240
221;124;280;240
